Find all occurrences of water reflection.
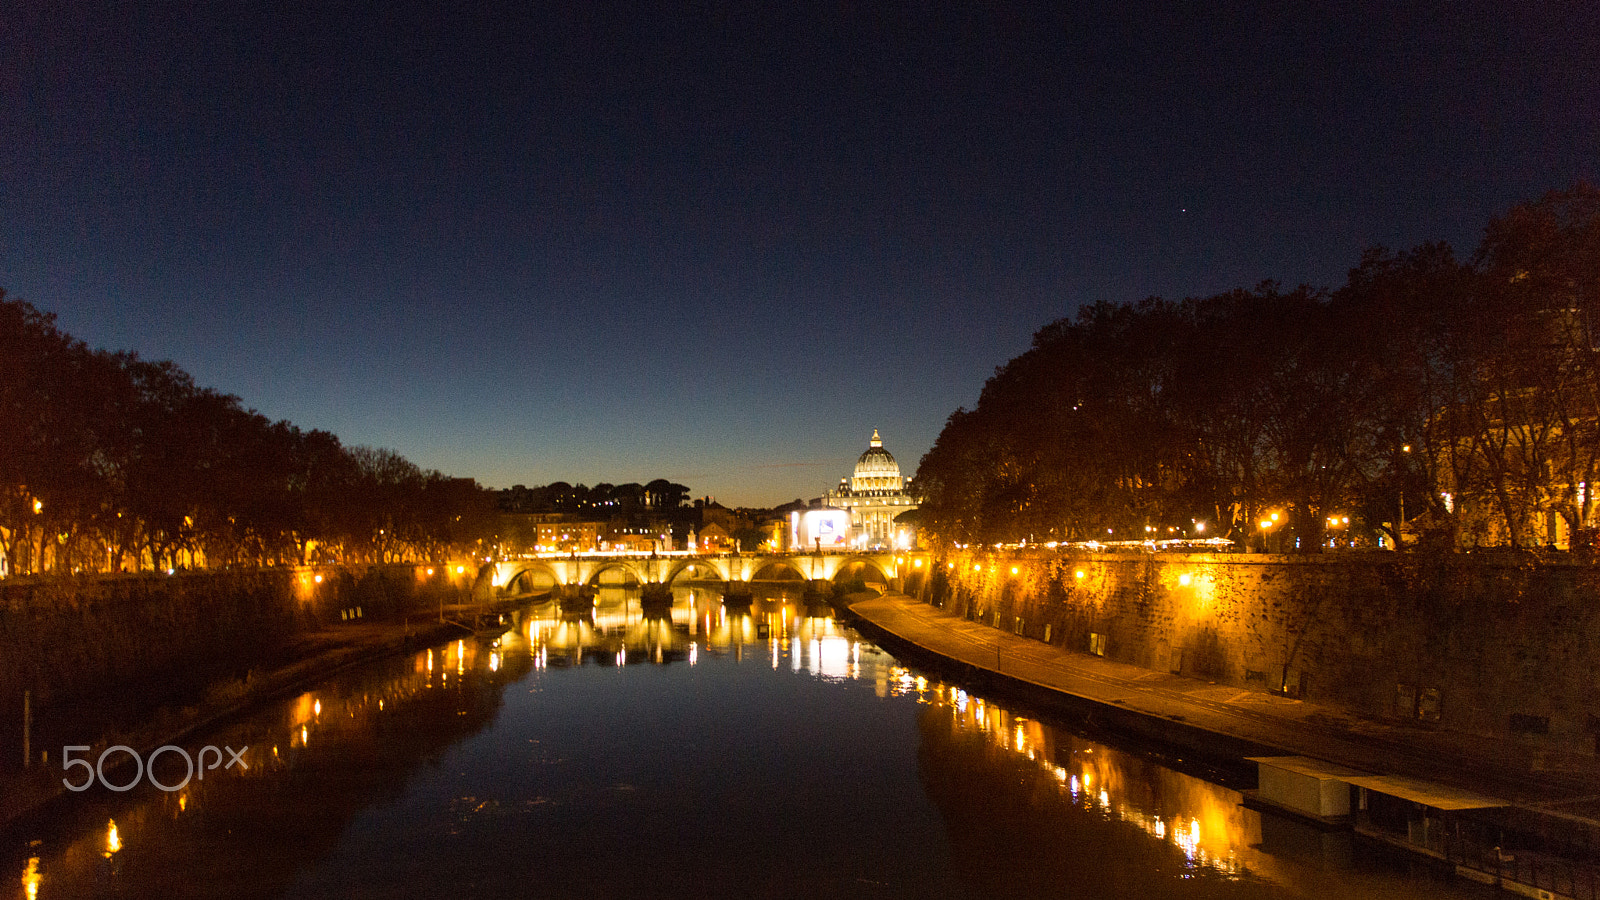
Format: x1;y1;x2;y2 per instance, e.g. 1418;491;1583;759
509;584;875;677
8;593;1490;899
20;855;39;900
912;679;1489;899
6;627;522;899
917;680;1258;879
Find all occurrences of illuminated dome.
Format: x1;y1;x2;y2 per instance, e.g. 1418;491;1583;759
851;430;903;493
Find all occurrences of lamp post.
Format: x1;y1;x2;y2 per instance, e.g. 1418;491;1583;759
1326;515;1350;549
1397;444;1411;550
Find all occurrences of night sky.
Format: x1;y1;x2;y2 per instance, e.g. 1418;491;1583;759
4;2;1597;506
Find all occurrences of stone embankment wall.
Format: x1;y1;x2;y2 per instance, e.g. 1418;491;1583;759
926;551;1600;754
0;565;474;713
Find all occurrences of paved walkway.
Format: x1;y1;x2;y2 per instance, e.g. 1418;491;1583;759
850;595;1600;815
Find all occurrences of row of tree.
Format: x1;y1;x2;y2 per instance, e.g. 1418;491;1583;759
497;480;691;514
0;293;498;575
915;185;1600;552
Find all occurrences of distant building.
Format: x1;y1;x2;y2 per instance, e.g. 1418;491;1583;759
823;429;919;548
696;521;732;552
789;507;852;550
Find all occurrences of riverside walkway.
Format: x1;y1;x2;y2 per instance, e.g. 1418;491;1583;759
849;594;1600;812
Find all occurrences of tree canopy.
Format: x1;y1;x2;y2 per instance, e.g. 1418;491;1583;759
916;184;1600;553
0;292;496;575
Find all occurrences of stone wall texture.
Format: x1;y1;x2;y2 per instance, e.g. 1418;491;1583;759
925;551;1600;754
0;565;473;712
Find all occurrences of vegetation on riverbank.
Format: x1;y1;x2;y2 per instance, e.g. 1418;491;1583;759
0;293;499;576
916;184;1600;553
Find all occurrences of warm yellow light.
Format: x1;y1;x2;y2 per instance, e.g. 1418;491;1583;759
914;559;923;568
1074;570;1085;579
1341;516;1349;525
22;857;39;900
106;818;121;855
1270;512;1279;521
313;574;323;583
973;564;982;572
1178;573;1192;586
456;565;466;574
427;567;435;575
32;499;42;514
947;562;954;569
1010;567;1019;575
1259;520;1272;530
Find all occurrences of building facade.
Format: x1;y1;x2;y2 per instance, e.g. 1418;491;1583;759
823;430;918;549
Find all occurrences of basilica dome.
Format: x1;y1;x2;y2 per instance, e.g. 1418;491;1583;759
850;430;903;493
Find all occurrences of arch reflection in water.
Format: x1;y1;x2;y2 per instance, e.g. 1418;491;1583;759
508;584;882;678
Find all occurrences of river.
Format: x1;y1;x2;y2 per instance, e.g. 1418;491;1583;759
7;586;1492;898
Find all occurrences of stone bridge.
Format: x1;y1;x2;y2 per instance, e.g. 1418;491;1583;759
482;550;930;599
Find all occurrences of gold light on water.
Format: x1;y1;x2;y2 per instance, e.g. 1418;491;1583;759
105;819;121;856
22;857;40;900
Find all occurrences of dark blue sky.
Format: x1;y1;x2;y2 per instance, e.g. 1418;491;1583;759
4;1;1597;505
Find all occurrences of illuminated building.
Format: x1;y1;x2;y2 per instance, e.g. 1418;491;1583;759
823;430;919;549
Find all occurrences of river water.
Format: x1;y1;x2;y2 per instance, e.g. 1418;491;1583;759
8;587;1492;899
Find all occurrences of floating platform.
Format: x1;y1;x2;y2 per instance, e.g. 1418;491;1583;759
1243;755;1367;829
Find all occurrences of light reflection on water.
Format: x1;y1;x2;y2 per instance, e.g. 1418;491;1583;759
918;679;1256;877
8;589;1489;899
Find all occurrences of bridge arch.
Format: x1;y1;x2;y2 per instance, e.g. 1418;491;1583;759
832;556;891;586
583;560;647;587
500;562;563;596
748;558;810;582
664;558;726;585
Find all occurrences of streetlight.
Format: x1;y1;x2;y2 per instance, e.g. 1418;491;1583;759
1327;515;1350;549
1397;444;1412;549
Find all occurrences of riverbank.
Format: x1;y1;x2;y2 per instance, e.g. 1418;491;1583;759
850;593;1600;801
849;592;1600;896
0;614;472;829
926;549;1600;755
